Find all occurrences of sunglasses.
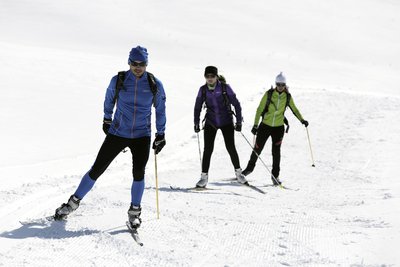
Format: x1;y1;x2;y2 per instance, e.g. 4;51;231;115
131;61;147;67
276;83;286;87
205;74;216;79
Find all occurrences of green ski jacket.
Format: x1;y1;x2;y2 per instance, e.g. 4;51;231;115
254;89;304;127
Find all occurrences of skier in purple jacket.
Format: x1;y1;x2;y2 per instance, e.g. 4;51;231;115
194;66;247;187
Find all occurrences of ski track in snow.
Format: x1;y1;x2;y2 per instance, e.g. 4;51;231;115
1;90;399;266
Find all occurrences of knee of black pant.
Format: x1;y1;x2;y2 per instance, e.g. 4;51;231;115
272;138;282;148
133;170;145;181
203;146;214;156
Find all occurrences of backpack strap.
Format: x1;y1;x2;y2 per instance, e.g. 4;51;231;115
113;71;126;105
283;92;291;133
113;71;159;107
200;82;237;124
201;85;207;108
221;82;235;116
146;72;158;107
261;87;274;119
285;92;291;109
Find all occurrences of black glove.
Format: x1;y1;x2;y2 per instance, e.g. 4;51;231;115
103;118;112;135
251;125;258;135
301;120;309;127
234;123;242;132
152;134;166;154
194;124;200;133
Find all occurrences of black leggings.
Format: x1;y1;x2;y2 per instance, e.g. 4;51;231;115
202;123;240;173
247;123;284;178
89;134;150;181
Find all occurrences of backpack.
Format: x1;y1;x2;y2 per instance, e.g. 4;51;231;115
201;75;235;116
260;87;291;132
112;71;158;106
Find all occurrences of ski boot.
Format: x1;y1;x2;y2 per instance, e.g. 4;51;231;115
235;168;247;184
242;163;255;176
196;172;208;188
272;176;282;186
128;205;142;229
54;195;80;220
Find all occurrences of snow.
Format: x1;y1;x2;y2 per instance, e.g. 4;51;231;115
1;0;399;266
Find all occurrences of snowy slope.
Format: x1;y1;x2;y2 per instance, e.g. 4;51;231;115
1;0;400;266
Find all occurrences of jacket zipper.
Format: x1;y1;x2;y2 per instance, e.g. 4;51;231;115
131;78;138;137
272;93;281;126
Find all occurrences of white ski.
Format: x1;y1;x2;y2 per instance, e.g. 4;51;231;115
126;221;143;246
19;216;56;225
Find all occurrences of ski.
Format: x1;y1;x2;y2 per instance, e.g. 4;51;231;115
279;185;299;191
169;186;218;191
222;178;297;191
242;182;266;194
19;215;56;225
221;177;237;182
126;221;143;246
263;184;299;191
224;178;266;194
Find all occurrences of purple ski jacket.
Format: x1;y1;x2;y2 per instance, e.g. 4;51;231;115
194;81;243;128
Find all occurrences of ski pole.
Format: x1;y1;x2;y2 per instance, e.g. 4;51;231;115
305;127;316;167
154;151;160;219
196;132;202;168
240;132;283;188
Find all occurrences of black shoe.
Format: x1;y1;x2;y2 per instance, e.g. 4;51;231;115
54;195;80;220
272;176;281;186
128;205;142;229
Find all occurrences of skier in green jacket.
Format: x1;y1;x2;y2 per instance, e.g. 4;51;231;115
242;72;309;185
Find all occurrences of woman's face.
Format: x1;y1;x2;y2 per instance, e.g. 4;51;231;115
205;74;217;86
276;83;286;92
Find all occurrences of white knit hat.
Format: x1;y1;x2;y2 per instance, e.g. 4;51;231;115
275;72;286;84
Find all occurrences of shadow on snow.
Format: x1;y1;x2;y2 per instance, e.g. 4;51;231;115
0;220;100;240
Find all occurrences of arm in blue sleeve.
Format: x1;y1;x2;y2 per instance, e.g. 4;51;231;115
226;85;243;124
104;76;117;120
155;79;166;135
194;87;204;125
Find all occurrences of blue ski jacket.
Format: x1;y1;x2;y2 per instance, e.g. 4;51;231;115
104;70;166;139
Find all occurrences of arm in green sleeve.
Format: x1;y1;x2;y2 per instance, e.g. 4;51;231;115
288;96;304;122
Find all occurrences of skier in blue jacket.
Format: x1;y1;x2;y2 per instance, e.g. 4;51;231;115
54;46;166;229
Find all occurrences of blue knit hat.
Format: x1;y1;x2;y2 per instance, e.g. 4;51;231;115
128;46;148;64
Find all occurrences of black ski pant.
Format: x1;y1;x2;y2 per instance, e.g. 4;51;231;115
89;134;150;181
202;123;241;173
247;123;285;178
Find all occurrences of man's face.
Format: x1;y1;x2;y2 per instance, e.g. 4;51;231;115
130;61;147;77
